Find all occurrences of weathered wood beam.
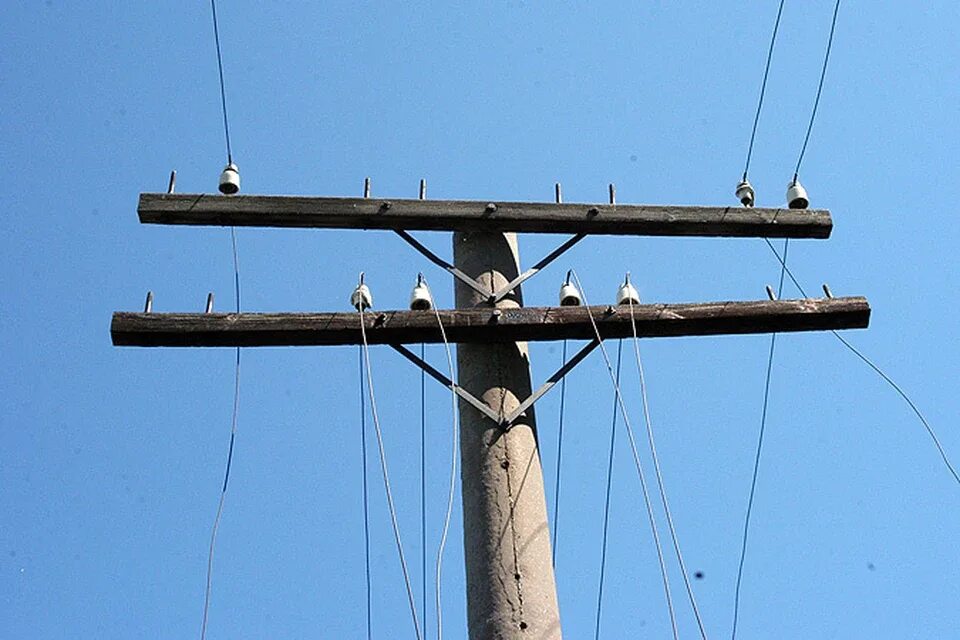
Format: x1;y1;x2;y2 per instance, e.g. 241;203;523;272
111;296;868;347
138;194;833;239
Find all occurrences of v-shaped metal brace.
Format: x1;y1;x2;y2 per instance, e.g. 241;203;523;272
390;338;601;430
394;230;586;305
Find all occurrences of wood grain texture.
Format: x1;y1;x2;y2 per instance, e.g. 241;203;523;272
138;193;833;238
111;296;869;347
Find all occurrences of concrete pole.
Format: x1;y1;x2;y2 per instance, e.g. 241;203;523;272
453;231;562;639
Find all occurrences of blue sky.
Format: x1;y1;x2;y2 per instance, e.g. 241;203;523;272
2;1;959;638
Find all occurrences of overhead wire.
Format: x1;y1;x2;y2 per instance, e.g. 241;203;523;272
209;0;233;163
742;0;786;181
200;229;242;640
570;271;679;640
626;298;708;639
594;339;624;640
360;346;373;640
421;279;459;640
551;339;569;568
731;239;789;640
793;0;842;180
358;307;423;640
420;342;428;639
763;240;960;488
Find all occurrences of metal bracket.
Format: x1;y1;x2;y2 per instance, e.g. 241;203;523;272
389;337;601;430
393;230;586;305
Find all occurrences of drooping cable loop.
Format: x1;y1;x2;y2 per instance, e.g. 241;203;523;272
626;297;708;639
731;238;789;640
762;240;960;488
570;271;679;640
794;0;842;180
200;229;242;640
594;339;624;640
358;304;423;640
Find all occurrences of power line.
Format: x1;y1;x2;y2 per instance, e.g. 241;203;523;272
200;229;243;640
742;0;786;180
420;342;427;640
731;239;789;640
763;239;960;488
594;339;624;640
423;280;459;640
572;271;679;640
360;346;372;640
626;299;708;639
209;0;233;163
794;0;842;179
358;308;423;640
552;339;569;568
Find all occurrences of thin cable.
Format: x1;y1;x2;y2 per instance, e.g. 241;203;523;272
831;331;960;487
420;342;427;639
731;239;789;640
209;0;233;163
594;340;624;640
742;0;786;180
627;300;708;639
420;283;459;640
360;346;373;640
551;339;569;567
571;271;678;640
358;308;423;640
794;0;842;179
200;229;242;640
763;240;960;488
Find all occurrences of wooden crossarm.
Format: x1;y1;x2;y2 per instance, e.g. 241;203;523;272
111;296;869;347
138;193;833;239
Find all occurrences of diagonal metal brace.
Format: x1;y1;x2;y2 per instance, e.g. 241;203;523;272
389;343;503;425
393;229;586;304
490;233;586;304
500;337;599;428
390;338;601;430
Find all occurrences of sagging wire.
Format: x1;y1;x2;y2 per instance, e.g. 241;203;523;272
731;239;789;640
570;271;679;640
360;346;373;640
418;278;459;640
200;229;242;640
358;306;424;640
626;298;709;639
551;339;569;568
420;342;428;639
793;0;842;181
594;340;624;640
763;240;960;488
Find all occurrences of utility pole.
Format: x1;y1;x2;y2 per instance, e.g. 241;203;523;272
113;189;869;639
453;231;560;638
